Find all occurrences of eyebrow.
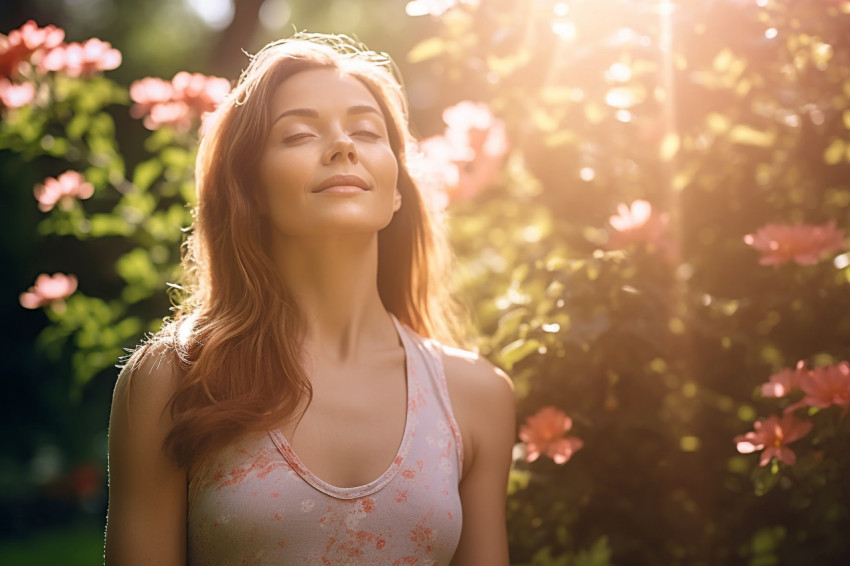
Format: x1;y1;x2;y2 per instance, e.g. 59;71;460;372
271;104;384;127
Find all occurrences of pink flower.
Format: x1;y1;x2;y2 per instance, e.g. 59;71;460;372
38;38;121;77
0;77;34;108
33;170;94;212
443;101;509;198
19;273;78;309
413;101;508;206
761;361;807;398
743;221;845;267
0;20;64;80
10;20;65;52
519;406;584;464
409;136;456;211
734;413;812;467
784;362;850;414
129;71;230;131
607;200;677;260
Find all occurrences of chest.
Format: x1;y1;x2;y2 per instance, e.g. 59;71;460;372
188;431;463;565
278;360;409;488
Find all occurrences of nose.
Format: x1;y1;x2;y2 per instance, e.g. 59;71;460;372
323;130;358;165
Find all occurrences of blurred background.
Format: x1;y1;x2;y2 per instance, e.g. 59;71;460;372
2;0;849;564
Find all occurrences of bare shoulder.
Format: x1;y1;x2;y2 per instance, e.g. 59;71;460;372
113;340;184;415
109;339;186;467
439;344;514;403
436;343;515;473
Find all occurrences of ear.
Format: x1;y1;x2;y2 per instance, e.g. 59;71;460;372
392;187;402;212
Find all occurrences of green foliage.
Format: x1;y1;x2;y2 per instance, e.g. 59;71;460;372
4;66;192;387
516;537;612;566
415;0;850;564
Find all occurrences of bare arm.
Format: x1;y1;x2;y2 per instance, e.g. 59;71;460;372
104;345;188;566
443;351;516;566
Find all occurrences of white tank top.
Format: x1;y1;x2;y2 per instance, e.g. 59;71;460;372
187;315;464;565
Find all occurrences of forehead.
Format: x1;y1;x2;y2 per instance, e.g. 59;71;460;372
268;68;384;117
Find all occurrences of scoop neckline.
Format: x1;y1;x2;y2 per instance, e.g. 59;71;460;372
267;313;416;500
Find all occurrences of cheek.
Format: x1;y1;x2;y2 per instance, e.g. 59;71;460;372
258;149;307;200
373;146;400;187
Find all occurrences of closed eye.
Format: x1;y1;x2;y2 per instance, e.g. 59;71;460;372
353;130;382;139
283;132;314;143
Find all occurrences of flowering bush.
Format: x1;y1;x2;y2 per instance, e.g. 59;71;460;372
3;19;225;389
413;0;850;564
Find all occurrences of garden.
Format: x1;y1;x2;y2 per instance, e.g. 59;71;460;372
1;0;849;564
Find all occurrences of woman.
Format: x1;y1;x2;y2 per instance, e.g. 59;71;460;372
104;33;515;565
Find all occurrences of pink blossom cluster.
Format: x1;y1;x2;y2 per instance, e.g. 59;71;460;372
743;221;845;267
606;199;678;261
735;360;850;466
129;72;231;131
0;20;64;79
19;273;78;309
0;20;121;109
0;20;63;108
767;361;850;414
33;170;94;212
38;37;122;78
519;406;584;464
411;101;509;208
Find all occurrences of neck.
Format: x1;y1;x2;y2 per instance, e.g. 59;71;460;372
271;233;396;362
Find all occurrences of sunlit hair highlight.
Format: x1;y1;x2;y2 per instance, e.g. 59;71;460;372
122;32;462;470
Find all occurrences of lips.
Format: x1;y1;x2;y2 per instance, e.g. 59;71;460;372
312;174;370;193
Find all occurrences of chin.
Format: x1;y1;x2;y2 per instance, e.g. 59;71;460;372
274;212;396;238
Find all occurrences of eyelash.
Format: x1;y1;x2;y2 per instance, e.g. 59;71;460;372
283;130;381;143
284;133;313;142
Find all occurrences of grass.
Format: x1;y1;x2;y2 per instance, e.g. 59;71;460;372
0;524;104;566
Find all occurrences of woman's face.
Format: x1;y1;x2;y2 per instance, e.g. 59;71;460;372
257;68;401;239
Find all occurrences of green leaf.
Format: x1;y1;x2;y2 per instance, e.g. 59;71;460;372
65;113;90;140
89;213;134;237
115;247;161;291
407;37;446;63
525;546;570;566
573;537;612;566
492;307;529;345
506;468;531;496
132;158;164;191
498;338;541;370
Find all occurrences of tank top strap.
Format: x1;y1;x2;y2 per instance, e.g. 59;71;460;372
396;323;465;482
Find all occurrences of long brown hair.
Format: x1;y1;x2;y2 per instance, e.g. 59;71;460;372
124;33;462;470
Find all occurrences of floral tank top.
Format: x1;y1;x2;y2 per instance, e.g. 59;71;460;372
187;315;465;565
